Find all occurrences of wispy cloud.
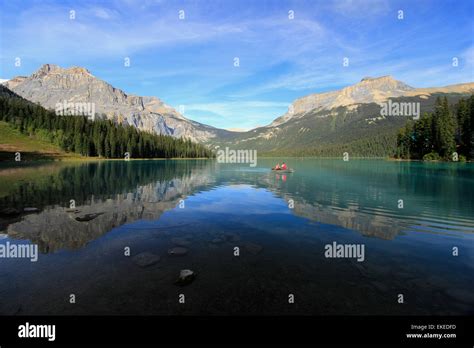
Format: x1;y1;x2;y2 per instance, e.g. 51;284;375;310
1;0;472;129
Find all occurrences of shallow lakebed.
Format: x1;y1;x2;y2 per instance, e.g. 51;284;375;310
0;159;473;315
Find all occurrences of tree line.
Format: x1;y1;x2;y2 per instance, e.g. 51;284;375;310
0;86;214;159
395;95;474;161
262;132;398;158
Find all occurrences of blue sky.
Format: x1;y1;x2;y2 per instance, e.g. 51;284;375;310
1;0;473;130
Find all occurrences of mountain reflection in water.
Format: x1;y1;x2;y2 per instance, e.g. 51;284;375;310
0;159;472;315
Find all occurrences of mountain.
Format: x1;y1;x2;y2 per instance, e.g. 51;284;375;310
5;66;473;156
270;76;414;127
213;76;474;156
0;83;214;159
4;64;231;142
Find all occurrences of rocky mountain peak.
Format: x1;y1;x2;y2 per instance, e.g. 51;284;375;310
32;64;62;78
354;75;413;92
270;76;471;127
361;75;393;82
32;64;92;79
4;64;225;142
66;66;92;75
271;76;414;126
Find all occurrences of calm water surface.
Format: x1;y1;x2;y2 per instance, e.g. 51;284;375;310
0;159;473;315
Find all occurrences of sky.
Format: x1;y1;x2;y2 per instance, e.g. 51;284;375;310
0;0;473;130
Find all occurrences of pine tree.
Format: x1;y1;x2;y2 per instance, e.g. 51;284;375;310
0;86;213;159
456;99;469;154
468;95;474;159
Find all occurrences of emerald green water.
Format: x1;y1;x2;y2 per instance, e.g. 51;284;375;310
0;159;473;315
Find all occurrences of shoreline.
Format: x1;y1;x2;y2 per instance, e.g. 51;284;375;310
0;155;214;164
1;153;472;164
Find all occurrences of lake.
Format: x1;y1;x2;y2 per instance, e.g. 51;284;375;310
0;159;473;315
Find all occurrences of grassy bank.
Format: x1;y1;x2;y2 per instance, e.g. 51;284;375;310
0;121;82;161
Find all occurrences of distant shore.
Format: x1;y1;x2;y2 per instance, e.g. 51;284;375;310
0;151;213;163
1;151;472;164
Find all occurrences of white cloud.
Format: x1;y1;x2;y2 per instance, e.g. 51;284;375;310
91;7;119;20
2;0;472;130
3;4;244;59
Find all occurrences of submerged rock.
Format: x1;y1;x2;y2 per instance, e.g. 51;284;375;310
132;252;161;267
23;207;39;213
75;212;104;222
168;247;188;256
175;269;196;286
210;237;225;244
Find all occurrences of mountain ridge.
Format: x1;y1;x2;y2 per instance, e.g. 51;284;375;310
4;64;230;142
269;76;474;128
211;79;474;156
4;64;473;156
